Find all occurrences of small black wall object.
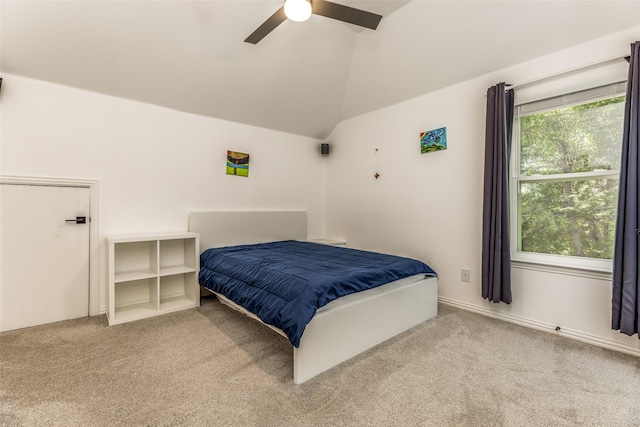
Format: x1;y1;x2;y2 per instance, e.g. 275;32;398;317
321;143;329;156
0;77;3;92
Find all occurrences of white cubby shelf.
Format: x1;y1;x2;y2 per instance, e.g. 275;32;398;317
107;232;200;325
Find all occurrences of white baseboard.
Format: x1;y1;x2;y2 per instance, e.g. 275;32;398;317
438;296;640;358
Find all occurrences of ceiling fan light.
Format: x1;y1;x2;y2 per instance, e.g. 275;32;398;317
284;0;312;22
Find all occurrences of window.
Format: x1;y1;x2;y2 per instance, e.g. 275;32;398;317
511;82;626;271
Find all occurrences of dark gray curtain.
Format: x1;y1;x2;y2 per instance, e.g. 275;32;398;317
482;83;514;304
612;41;640;337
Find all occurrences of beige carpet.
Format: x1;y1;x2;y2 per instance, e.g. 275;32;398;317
1;296;639;426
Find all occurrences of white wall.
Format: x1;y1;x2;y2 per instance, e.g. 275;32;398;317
0;74;326;313
325;26;640;355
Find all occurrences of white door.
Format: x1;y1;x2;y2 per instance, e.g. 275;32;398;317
0;184;90;332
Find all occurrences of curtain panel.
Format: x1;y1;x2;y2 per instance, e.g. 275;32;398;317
482;83;514;304
612;41;640;337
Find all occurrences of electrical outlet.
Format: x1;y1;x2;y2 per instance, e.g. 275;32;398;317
461;268;470;282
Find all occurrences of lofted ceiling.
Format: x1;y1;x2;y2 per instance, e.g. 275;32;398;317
2;1;640;139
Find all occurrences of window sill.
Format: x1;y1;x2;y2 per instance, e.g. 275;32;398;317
511;258;612;281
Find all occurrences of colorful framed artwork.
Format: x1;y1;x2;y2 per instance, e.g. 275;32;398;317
226;151;250;177
420;127;447;154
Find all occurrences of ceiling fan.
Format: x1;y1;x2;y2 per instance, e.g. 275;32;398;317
245;0;383;44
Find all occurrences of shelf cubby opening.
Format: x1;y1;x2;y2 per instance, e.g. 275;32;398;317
114;240;158;282
159;272;198;311
159;238;197;276
113;278;158;321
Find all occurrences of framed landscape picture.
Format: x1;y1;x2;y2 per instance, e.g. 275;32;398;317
226;151;250;177
420;127;447;154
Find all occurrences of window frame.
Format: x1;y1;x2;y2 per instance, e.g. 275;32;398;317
509;84;627;274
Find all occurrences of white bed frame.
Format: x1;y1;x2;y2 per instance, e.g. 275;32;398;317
189;211;438;384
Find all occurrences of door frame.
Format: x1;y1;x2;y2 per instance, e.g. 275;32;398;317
1;175;100;316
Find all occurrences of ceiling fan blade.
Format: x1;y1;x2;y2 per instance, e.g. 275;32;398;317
244;6;287;44
312;0;382;30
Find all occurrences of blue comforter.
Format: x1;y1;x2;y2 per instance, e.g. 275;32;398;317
199;240;437;347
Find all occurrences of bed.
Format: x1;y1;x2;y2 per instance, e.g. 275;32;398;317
189;211;439;384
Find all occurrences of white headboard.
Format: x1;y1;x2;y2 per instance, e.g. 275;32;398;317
189;211;307;251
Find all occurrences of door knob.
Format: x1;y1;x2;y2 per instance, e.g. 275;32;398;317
65;216;87;224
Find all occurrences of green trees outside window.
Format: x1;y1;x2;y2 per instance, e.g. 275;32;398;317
516;95;625;260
